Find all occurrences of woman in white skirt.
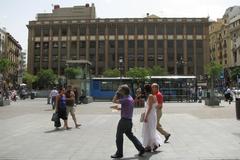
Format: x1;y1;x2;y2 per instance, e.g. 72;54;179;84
142;84;163;152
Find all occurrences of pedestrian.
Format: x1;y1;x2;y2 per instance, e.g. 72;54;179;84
111;84;145;158
65;85;81;128
79;89;86;104
151;83;171;143
49;87;58;109
142;84;163;152
55;87;71;130
73;87;79;106
198;87;203;103
224;86;234;104
134;87;144;107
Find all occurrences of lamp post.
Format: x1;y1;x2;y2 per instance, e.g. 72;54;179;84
119;57;123;84
65;63;69;87
176;56;185;75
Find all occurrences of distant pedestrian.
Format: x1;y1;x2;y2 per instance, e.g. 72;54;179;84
73;87;79;105
151;83;171;143
55;87;71;130
111;84;145;158
79;89;86;104
224;87;234;104
65;85;81;128
49;87;58;109
198;87;203;103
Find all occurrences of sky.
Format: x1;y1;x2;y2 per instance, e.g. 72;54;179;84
0;0;239;51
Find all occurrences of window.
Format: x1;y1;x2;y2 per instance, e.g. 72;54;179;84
176;24;183;34
137;24;144;34
101;81;113;91
61;26;67;36
108;24;116;35
34;27;41;37
117;24;125;35
79;25;86;35
166;23;174;34
70;25;78;36
98;24;106;35
89;24;96;35
147;24;155;34
127;24;135;35
195;23;203;34
186;24;193;35
156;24;164;34
34;42;40;49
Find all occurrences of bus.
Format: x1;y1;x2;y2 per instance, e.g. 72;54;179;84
90;76;197;102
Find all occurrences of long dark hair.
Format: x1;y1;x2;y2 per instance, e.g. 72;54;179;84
144;84;152;99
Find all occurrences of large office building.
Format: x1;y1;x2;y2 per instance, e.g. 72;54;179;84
27;4;210;79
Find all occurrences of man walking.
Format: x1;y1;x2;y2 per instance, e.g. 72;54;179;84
49;87;58;110
111;85;145;158
151;83;171;143
65;85;81;128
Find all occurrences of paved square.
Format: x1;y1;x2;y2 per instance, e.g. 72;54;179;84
0;99;240;160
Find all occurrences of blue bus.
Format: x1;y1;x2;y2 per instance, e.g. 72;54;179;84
90;76;197;102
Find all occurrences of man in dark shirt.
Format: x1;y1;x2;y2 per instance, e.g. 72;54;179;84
111;85;145;159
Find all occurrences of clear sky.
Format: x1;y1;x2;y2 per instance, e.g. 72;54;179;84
0;0;239;51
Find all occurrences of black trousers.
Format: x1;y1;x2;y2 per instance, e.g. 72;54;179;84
115;118;144;155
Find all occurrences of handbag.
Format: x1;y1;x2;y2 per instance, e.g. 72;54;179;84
51;112;59;122
140;112;145;122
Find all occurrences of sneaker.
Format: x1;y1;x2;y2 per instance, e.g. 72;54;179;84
164;134;171;143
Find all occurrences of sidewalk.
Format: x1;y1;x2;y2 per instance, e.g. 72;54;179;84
0;99;239;160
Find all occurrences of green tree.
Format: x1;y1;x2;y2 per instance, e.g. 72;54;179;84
149;65;167;76
126;67;150;82
23;72;37;89
37;69;57;89
230;66;240;84
0;58;13;75
103;68;120;77
205;62;223;105
64;67;82;79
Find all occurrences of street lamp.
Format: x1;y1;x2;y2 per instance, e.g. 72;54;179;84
119;57;123;84
65;63;69;87
176;56;186;75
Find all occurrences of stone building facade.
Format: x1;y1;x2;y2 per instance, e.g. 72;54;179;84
27;4;210;79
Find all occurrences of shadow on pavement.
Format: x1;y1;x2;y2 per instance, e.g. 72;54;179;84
44;128;65;133
121;151;162;160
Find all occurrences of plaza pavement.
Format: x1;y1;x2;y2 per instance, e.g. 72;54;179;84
0;98;240;160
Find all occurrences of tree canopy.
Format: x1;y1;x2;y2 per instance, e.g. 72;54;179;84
205;61;223;78
64;67;82;79
37;69;57;89
23;71;37;88
0;58;12;73
149;65;167;76
103;68;120;77
126;67;150;82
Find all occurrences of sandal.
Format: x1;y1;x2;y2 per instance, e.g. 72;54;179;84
153;144;160;152
144;147;151;152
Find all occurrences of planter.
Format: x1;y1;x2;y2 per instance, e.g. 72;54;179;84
205;97;220;106
0;99;10;106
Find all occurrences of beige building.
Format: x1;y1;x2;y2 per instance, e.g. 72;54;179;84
209;19;231;68
0;27;22;87
27;4;210;80
4;33;22;86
